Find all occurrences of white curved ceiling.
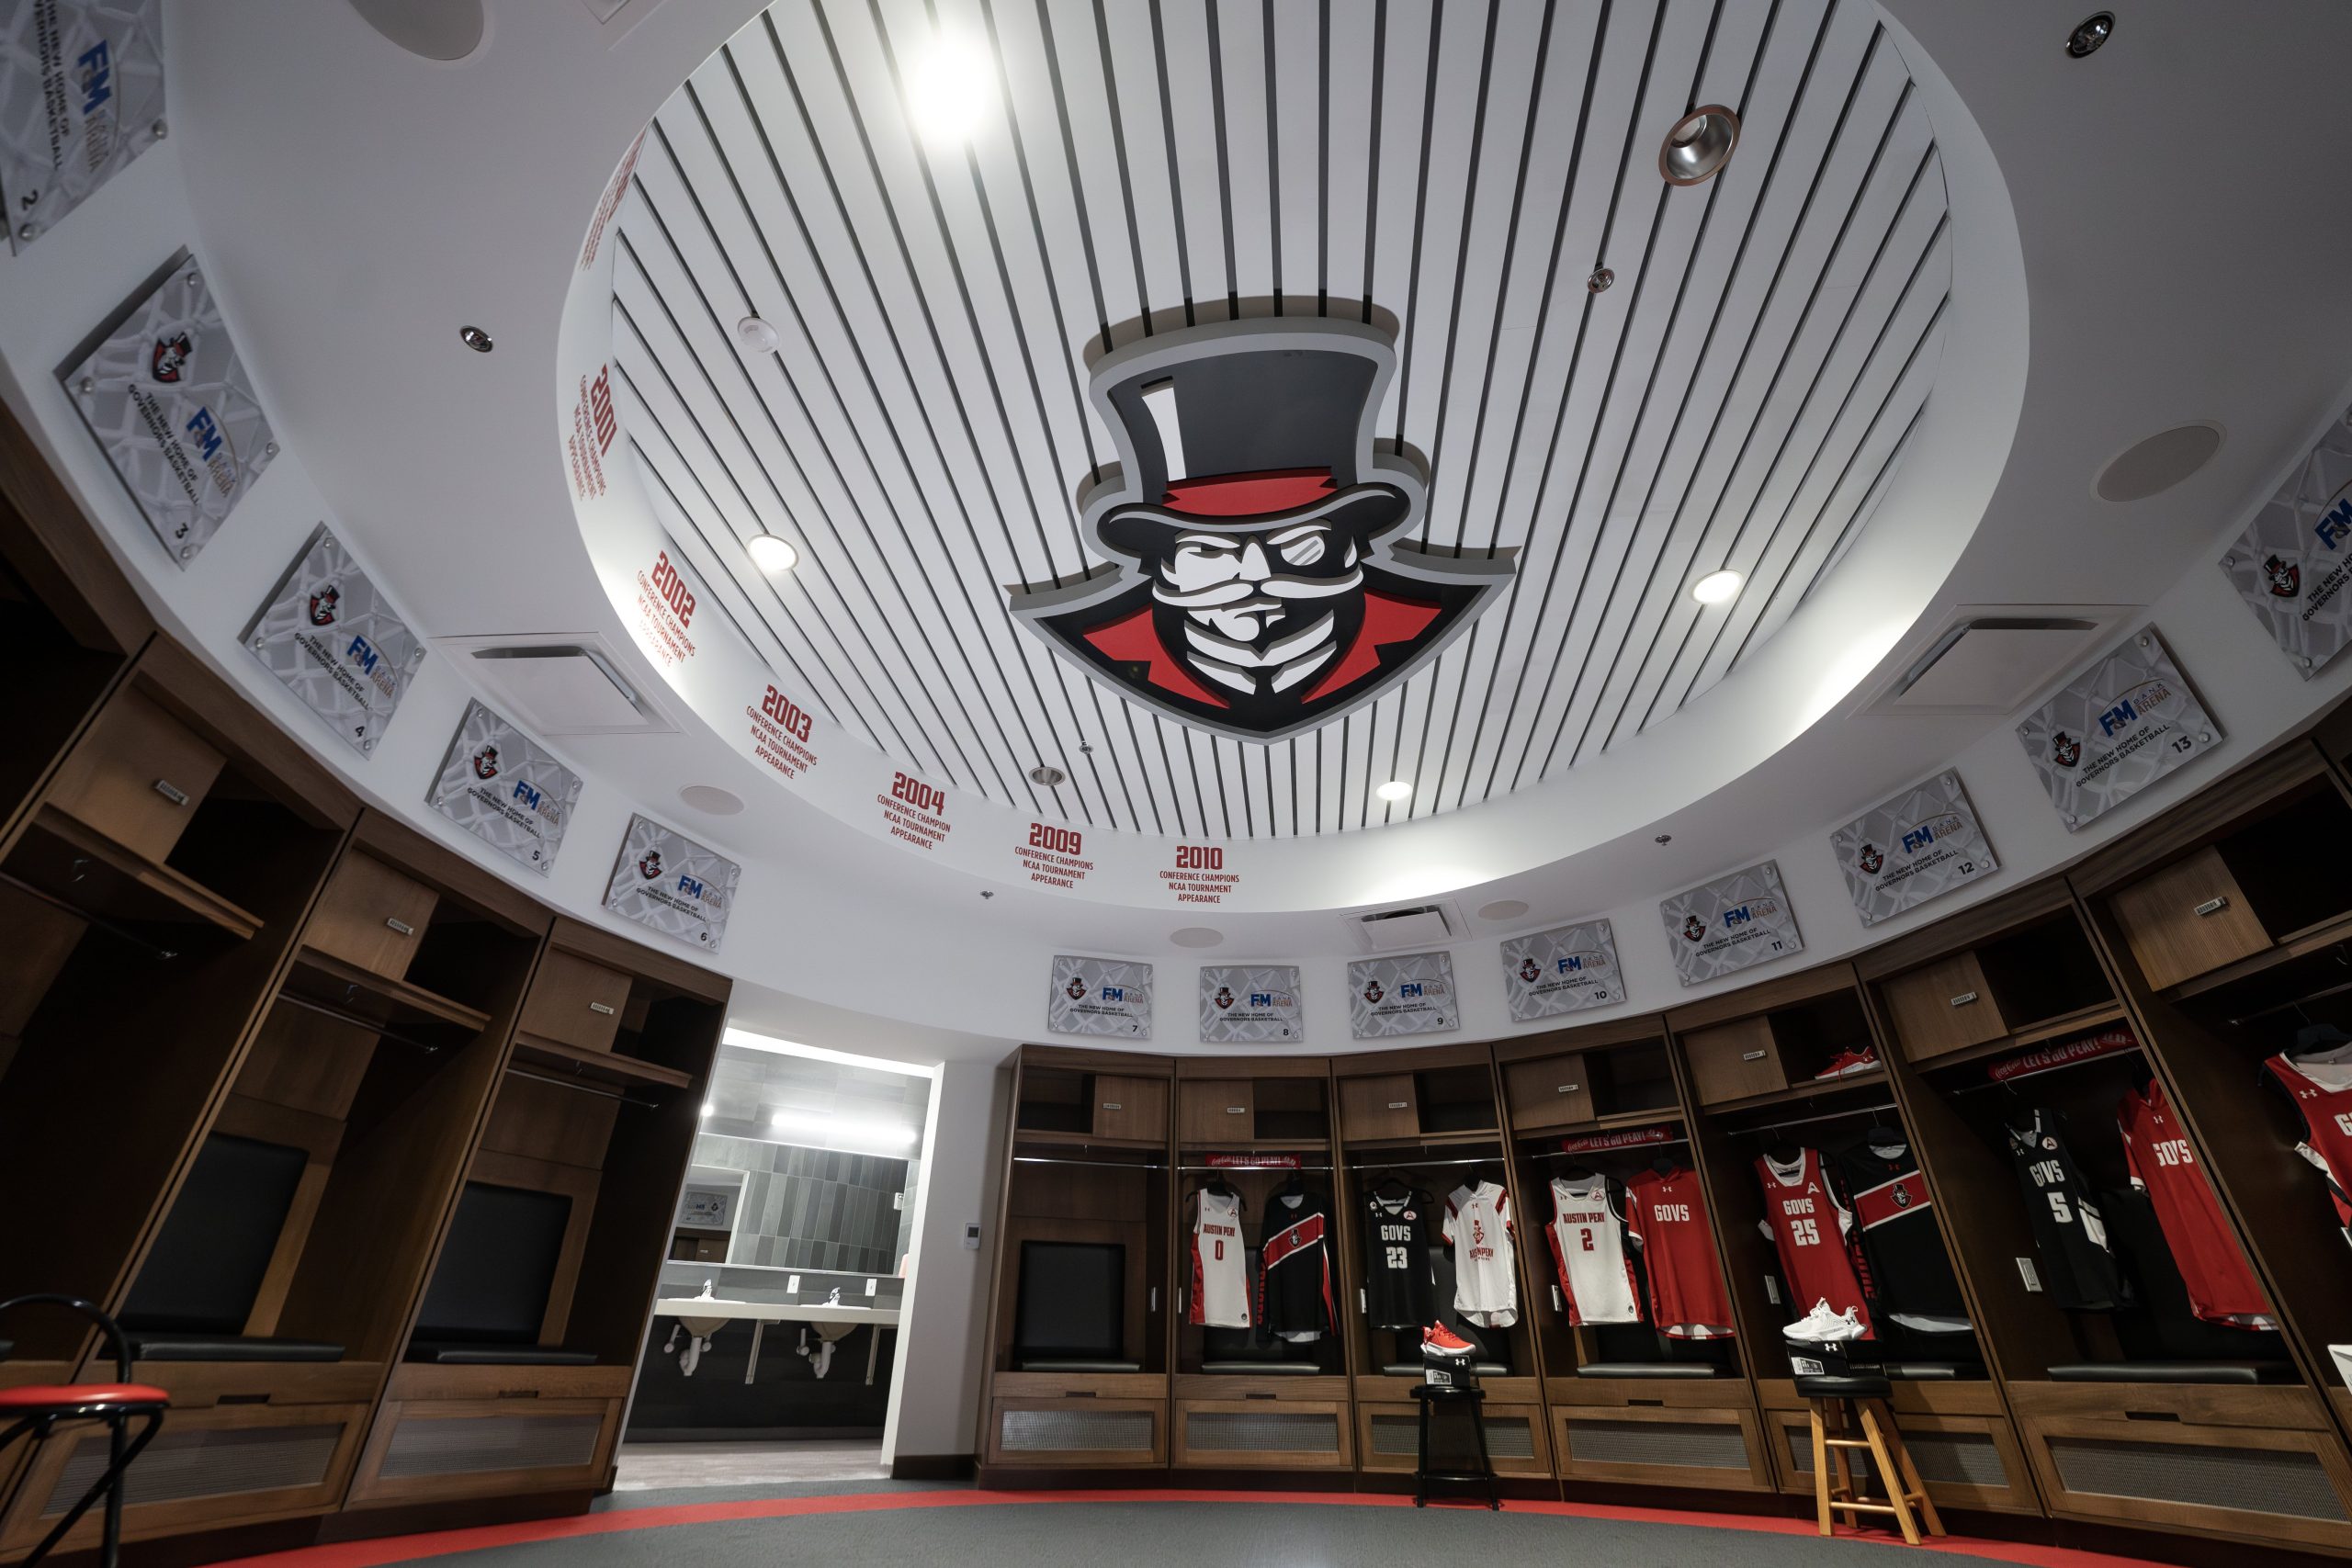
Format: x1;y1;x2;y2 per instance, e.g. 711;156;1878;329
613;0;1949;837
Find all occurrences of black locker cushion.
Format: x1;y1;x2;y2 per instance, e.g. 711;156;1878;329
1576;1362;1720;1379
119;1134;308;1334
1794;1373;1894;1399
1201;1359;1321;1374
408;1343;596;1366
1882;1362;1985;1381
128;1335;344;1363
0;1339;11;1361
2048;1360;2299;1384
1383;1362;1508;1377
413;1182;571;1344
1014;1358;1142;1373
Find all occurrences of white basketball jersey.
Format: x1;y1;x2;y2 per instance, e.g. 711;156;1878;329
1443;1181;1519;1328
1190;1189;1250;1328
1547;1177;1640;1326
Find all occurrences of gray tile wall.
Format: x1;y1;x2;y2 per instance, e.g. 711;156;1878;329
691;1044;933;1274
697;1135;908;1272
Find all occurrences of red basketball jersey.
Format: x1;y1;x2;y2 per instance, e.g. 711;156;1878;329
1756;1148;1874;1338
2266;1053;2352;1226
2117;1082;2272;1328
1622;1166;1736;1339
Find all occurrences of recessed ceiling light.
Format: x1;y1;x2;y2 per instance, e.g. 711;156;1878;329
2065;12;2113;58
736;315;781;355
1655;834;1673;844
1029;764;1068;787
1170;926;1223;948
680;784;744;816
904;31;994;147
458;324;493;353
1375;779;1413;803
1478;899;1530;922
1659;105;1740;186
1691;569;1743;605
747;533;799;573
700;1102;716;1118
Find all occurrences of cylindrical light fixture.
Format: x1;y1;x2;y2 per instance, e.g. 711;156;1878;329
1660;105;1741;186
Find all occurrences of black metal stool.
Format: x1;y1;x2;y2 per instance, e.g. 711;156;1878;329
0;1295;170;1566
1795;1371;1941;1545
1410;1382;1499;1508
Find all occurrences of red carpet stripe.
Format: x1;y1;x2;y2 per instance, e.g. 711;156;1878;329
211;1488;2168;1568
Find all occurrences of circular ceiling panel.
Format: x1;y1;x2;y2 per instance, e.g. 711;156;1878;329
605;0;1949;841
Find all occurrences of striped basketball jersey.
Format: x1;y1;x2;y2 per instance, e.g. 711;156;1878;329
1545;1176;1640;1325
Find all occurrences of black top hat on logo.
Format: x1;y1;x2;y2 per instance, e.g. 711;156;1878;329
1007;318;1514;741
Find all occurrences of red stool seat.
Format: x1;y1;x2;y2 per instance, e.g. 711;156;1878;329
0;1385;169;1411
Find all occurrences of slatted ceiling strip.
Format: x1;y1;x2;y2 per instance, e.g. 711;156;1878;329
1427;0;1584;552
1156;0;1231;316
637;449;853;733
1589;14;1912;759
1656;146;1947;709
1689;256;1950;698
1795;389;1922;611
697;46;1114;821
1204;0;1272;308
622;389;882;749
1266;0;1314;310
618;174;1022;805
609;296;919;748
1498;0;1784;780
1537;0;1851;768
1477;0;1769;791
1730;301;1942;669
1083;0;1184;325
1436;0;1667;805
1454;0;1678;801
804;5;1141;827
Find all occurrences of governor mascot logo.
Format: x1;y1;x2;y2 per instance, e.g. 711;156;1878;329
1007;318;1512;740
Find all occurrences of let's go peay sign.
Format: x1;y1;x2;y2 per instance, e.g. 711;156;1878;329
1049;954;1152;1039
2016;627;2222;830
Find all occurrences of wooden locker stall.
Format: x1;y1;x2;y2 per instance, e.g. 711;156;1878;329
1497;1018;1774;1495
346;919;728;1512
978;1047;1175;1478
1334;1043;1551;1480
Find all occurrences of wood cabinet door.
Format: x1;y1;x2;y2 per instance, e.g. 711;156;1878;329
302;852;438;980
2108;845;2270;989
516;949;632;1054
1679;1018;1786;1104
1338;1074;1419;1142
1091;1075;1168;1141
1503;1053;1594;1132
1178;1079;1254;1145
1879;953;2008;1062
45;687;225;863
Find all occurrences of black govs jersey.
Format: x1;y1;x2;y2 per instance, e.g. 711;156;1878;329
2007;1109;2128;1311
1363;1190;1435;1329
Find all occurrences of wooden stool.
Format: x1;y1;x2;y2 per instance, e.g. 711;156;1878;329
1794;1373;1943;1545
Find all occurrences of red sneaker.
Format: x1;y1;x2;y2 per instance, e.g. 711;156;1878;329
1422;1321;1474;1358
1814;1045;1880;1080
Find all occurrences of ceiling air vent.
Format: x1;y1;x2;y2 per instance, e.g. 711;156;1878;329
432;632;677;736
1862;608;2129;718
1348;902;1461;953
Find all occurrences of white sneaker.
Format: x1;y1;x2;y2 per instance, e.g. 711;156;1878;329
1785;1298;1860;1343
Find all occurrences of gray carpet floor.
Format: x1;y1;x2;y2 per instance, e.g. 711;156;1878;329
439;1494;1972;1565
